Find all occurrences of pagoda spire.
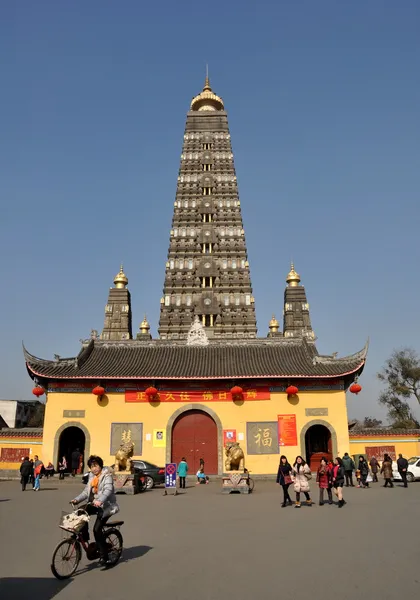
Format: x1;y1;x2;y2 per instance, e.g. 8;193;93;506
100;266;133;341
283;263;315;340
204;64;210;90
158;78;256;340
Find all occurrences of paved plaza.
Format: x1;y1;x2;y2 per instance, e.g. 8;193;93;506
0;478;418;600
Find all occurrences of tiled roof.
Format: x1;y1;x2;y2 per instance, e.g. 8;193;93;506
0;428;43;438
23;338;368;381
350;428;420;437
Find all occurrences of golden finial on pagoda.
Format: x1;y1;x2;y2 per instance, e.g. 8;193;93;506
204;63;211;90
286;262;301;287
269;314;279;333
190;69;224;112
114;264;128;289
140;315;150;334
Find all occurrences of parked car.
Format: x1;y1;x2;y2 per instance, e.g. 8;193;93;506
82;464;148;493
82;460;164;490
393;456;420;482
132;460;165;489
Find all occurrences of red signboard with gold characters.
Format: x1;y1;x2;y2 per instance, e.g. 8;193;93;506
125;388;270;403
0;448;30;463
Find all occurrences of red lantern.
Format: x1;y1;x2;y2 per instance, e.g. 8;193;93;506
92;385;105;397
231;385;243;399
286;385;299;396
32;386;44;398
350;383;362;395
145;386;158;399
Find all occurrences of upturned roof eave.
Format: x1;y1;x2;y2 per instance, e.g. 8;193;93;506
25;360;366;381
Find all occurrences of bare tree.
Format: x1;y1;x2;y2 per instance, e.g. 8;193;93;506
377;348;420;428
27;403;45;428
362;416;383;428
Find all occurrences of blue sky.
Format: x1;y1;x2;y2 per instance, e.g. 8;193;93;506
1;1;419;421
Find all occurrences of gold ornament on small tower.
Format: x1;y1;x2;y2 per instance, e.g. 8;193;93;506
140;315;150;335
114;264;128;289
269;314;279;333
286;262;301;287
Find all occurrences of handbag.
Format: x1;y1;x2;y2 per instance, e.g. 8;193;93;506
283;473;292;485
304;468;313;481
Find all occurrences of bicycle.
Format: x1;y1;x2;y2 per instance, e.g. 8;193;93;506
244;468;255;493
51;504;124;579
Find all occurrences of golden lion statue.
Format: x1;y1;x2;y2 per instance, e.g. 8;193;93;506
225;442;245;471
114;438;135;473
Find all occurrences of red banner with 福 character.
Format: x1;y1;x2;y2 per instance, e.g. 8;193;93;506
125;388;270;403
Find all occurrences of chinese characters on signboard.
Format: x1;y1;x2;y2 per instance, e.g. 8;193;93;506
0;448;30;463
277;415;298;446
125;388;270;403
110;423;143;455
365;446;396;461
246;422;279;455
165;463;177;488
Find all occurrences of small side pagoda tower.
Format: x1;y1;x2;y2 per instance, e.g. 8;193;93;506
100;266;133;341
283;263;315;340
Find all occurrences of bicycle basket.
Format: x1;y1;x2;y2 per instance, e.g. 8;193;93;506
60;509;90;533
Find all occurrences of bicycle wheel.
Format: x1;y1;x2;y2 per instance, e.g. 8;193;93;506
248;477;255;493
51;538;82;580
104;528;123;566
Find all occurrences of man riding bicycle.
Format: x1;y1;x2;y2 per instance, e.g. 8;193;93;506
71;455;119;566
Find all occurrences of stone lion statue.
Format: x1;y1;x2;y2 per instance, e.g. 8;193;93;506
225;442;245;472
114;439;135;473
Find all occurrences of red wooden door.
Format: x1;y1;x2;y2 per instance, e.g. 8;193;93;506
171;410;218;474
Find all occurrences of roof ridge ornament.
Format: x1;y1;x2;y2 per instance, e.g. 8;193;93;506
186;316;209;346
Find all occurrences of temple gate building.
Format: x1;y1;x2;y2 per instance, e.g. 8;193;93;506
22;76;368;475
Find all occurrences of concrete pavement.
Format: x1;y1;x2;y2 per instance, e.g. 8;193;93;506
0;478;418;600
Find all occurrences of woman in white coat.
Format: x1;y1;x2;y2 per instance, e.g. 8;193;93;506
292;456;313;508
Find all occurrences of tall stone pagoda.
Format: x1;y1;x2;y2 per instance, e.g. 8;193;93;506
158;75;257;340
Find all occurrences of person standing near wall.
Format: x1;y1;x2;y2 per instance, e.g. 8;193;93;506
276;455;293;507
58;456;67;480
20;456;32;491
381;454;394;488
342;452;355;487
397;454;409;488
33;455;43;491
177;457;188;489
71;448;81;477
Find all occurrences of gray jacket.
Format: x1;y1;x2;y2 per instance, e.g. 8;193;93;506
74;467;119;518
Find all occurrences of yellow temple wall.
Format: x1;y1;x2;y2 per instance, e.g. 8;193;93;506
0;436;44;470
349;436;420;460
41;388;350;474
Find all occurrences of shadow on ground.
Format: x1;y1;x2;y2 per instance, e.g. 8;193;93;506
77;545;153;576
0;577;71;599
0;498;10;502
121;544;153;562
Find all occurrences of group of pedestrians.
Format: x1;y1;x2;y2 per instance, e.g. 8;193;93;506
177;457;210;487
19;455;43;491
276;451;411;507
276;455;347;508
341;452;409;489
